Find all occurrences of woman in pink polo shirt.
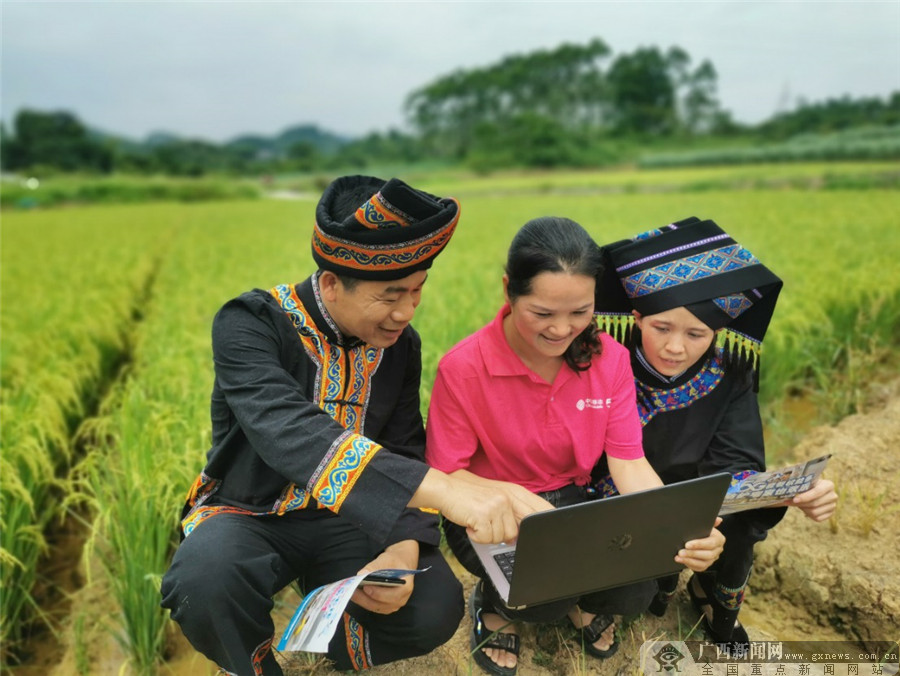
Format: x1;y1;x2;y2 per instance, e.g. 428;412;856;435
425;217;724;676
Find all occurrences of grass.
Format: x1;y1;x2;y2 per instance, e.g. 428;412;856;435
829;482;900;539
1;166;899;671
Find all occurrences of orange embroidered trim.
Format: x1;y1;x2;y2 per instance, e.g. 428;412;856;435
311;433;380;513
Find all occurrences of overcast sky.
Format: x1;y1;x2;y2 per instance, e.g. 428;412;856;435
2;1;898;143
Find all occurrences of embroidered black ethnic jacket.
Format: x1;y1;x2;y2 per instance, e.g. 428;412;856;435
179;274;439;548
633;349;766;484
595;347;785;532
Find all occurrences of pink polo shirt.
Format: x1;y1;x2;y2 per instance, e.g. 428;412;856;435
425;305;644;493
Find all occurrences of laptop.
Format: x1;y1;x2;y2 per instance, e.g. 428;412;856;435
470;472;731;609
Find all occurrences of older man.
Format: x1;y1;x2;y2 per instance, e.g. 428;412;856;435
161;176;545;675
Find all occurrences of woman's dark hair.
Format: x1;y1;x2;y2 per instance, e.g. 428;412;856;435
505;217;604;371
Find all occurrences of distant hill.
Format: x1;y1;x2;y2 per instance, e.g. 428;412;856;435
271;124;348;155
86;127;198;153
144;131;184;148
86;126;145;152
87;123;351;157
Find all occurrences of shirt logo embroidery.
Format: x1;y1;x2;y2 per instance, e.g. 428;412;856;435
576;398;612;411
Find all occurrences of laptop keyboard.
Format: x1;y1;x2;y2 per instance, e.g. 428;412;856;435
493;550;516;582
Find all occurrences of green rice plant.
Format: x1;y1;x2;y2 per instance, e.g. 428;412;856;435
822;171;900;190
0;206;165;660
765;286;900;433
69;200;314;671
73;612;90;676
76;385;192;673
814;336;892;422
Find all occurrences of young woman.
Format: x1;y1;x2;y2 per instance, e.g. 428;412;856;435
425;217;725;676
592;216;837;645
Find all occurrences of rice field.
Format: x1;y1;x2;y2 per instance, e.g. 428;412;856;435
638;125;900;167
2;163;899;673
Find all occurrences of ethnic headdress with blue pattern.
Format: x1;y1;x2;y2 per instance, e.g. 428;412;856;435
313;175;460;281
594;217;782;374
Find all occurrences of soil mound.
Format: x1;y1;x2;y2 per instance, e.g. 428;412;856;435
751;383;900;651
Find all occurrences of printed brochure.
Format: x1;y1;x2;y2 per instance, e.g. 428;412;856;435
718;454;831;515
278;568;428;653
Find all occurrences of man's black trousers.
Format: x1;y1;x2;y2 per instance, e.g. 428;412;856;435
160;510;463;674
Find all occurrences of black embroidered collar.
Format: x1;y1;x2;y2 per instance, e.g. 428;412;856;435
294;274;363;348
631;346;712;390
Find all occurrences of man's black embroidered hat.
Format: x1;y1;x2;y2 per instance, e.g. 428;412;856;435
312;175;460;281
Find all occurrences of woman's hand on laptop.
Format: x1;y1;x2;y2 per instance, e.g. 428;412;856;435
674;517;725;572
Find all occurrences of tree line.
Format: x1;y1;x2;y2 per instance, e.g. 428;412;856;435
0;112;369;178
404;39;726;169
3;37;899;176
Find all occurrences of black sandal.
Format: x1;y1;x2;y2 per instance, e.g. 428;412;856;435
571;612;619;659
688;574;750;645
469;581;520;676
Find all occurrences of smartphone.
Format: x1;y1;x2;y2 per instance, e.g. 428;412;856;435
360;573;407;587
